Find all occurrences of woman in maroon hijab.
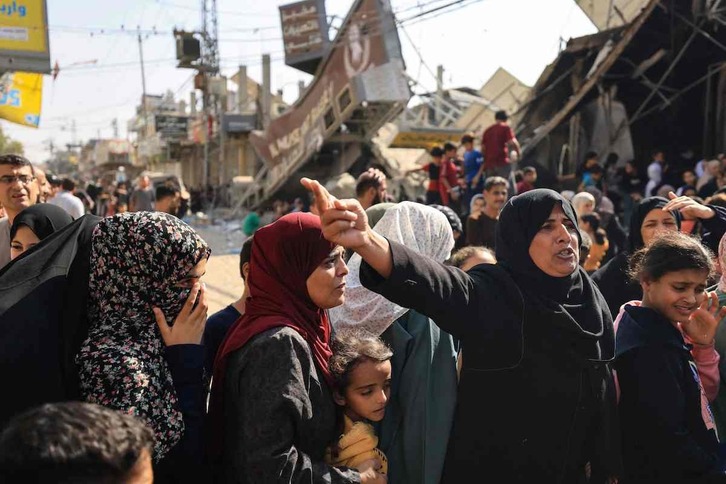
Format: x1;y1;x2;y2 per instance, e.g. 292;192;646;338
209;212;385;484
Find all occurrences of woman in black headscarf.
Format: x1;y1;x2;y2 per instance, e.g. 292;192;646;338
303;179;620;483
593;193;726;318
9;204;73;260
592;197;680;318
0;214;101;428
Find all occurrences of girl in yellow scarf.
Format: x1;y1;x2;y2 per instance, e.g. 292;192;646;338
326;329;392;474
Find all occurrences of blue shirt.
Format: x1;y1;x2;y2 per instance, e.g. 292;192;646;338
463;149;483;184
204;304;241;375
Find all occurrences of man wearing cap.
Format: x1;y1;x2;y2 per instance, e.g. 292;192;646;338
47;174;62;201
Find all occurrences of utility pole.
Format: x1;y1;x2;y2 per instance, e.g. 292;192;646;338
201;0;220;193
112;118;119;138
44;138;55;164
237;65;247;113
219;79;227;186
138;30;149;138
262;54;271;128
435;65;444;126
171;1;219;196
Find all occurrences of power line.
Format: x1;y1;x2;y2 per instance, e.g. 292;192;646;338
394;0;459;16
57;48;291;75
397;0;485;25
43;0;488;131
46;0;468;39
54;0;483;75
45;100;137;120
45;72;194;127
154;0;278;17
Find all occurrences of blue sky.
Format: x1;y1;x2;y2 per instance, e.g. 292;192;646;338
5;0;597;164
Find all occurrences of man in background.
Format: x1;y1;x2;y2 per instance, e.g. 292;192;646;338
47;174;62;201
441;143;460;208
465;176;509;249
155;184;181;216
462;134;484;206
355;168;388;210
444;142;462;173
33;168;51;203
516;166;537;194
48;178;85;219
481;110;521;187
129;175;155;212
0;155;38;269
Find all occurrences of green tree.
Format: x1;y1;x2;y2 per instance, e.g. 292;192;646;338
0;124;23;154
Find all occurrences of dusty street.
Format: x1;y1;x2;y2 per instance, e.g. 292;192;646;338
192;221;247;315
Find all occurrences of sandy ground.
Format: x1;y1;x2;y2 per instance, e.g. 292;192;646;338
191;221;247;315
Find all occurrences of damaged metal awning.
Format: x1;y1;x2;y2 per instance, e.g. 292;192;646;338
238;0;411;208
519;0;659;159
518;0;726;181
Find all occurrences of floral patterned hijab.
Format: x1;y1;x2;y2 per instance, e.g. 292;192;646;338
76;212;210;461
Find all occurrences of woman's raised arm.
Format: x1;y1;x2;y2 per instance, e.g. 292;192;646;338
301;178;479;335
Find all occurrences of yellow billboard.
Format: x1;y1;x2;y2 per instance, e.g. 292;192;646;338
0;0;50;73
0;71;42;127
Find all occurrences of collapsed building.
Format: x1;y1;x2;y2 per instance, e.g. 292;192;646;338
237;0;726;207
516;0;726;187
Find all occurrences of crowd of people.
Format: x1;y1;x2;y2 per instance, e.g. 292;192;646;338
0;158;188;270
4;106;726;483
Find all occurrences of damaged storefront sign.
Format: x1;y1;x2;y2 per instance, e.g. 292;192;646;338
279;0;329;75
155;115;189;140
222;114;257;133
249;0;410;200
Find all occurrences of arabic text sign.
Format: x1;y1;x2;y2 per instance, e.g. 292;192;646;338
252;0;410;198
279;0;328;73
0;0;50;73
155;115;189;140
222;114;257;133
0;0;46;52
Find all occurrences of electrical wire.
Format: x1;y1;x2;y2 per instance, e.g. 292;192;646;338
41;0;488;137
46;0;473;38
154;0;278;17
397;0;484;26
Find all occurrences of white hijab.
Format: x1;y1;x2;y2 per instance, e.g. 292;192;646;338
330;202;455;335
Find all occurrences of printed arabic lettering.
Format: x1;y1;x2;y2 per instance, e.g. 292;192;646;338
0;1;27;18
285;37;323;53
281;4;317;23
283;20;319;38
